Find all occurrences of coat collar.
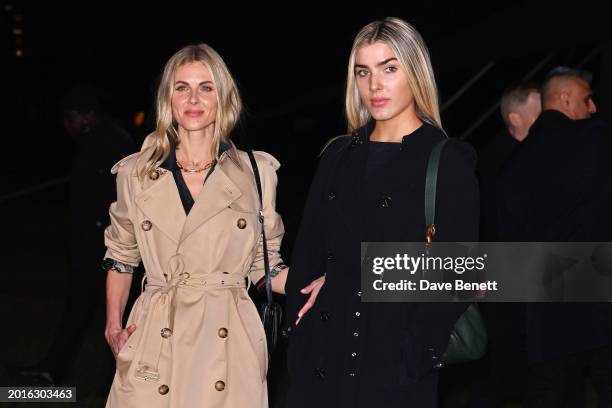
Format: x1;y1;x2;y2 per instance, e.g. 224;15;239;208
179;158;242;242
134;170;186;244
133;135;243;245
532;109;573;129
219;140;242;169
161;135;242;171
351;119;433;149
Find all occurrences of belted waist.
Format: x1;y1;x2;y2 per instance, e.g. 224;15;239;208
144;272;247;291
133;254;249;382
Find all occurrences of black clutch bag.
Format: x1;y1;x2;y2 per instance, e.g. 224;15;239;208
247;150;283;352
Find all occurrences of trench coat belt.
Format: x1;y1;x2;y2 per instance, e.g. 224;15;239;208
133;254;247;382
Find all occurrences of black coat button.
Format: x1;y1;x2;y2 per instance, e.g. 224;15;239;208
381;195;392;208
315;367;326;379
328;192;336;201
320;311;330;321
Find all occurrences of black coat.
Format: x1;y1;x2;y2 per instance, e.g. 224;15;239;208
497;109;612;363
477;130;519;241
285;122;480;408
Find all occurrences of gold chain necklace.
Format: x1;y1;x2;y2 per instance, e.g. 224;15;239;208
175;158;217;174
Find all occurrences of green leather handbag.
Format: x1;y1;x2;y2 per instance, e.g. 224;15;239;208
424;139;487;365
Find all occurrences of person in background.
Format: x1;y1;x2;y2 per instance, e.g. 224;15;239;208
472;82;541;406
498;67;612;407
19;84;136;386
478;81;541;241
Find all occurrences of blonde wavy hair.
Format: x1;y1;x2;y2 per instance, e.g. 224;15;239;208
345;17;443;132
142;43;242;178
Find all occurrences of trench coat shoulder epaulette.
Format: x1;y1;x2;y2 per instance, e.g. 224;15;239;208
110;151;141;175
110;133;158;175
239;149;281;171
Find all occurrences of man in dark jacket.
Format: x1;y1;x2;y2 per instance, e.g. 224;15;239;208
474;82;541;406
20;84;136;386
479;81;541;241
498;67;612;407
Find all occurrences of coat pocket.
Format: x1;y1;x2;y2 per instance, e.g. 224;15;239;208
116;296;145;386
235;294;269;383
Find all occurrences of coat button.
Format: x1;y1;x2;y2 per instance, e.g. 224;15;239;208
149;169;160;180
315;367;326;379
160;328;172;338
320;311;330;321
158;384;169;395
218;328;228;338
141;220;153;231
327;252;335;261
328;192;336;201
237;218;247;229
215;380;226;391
381;195;392;208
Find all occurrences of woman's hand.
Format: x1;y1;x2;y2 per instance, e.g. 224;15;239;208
105;324;137;358
296;275;325;325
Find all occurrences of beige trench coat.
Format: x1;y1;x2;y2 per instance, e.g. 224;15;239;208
103;139;283;408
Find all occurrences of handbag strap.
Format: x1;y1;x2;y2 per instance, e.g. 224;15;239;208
246;150;273;305
425;139;449;243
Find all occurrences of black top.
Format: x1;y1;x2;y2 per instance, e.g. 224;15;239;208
162;137;230;215
365;141;402;182
476;129;519;241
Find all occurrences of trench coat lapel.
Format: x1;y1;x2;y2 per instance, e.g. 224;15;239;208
179;162;242;243
135;170;185;244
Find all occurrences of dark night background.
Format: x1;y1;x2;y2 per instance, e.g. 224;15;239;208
1;1;611;406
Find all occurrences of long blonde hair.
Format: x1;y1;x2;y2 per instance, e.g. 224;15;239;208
142;43;242;178
345;17;442;132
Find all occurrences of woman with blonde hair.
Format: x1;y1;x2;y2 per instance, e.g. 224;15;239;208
102;43;288;407
285;17;479;407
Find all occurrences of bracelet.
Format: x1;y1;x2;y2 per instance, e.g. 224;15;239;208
102;258;135;274
270;262;287;278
